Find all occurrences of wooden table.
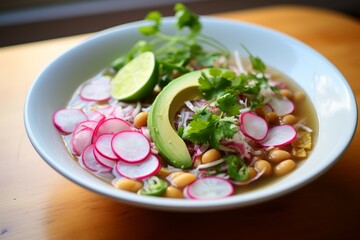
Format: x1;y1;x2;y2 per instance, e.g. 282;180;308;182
1;5;359;239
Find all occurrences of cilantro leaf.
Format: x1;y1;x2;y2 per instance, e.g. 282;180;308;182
198;69;232;100
225;155;249;181
182;107;238;148
174;3;201;34
241;44;266;73
139;11;162;36
216;93;241;116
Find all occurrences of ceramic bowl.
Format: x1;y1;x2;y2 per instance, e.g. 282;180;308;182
24;17;357;211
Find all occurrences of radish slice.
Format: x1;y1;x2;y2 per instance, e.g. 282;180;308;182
52;108;87;134
259;125;297;147
140;126;152;141
186;177;234;200
95;133;118;160
112;131;150;163
96;105;116;117
92;117;131;143
73;120;97;135
71;128;93;156
80;77;111;102
268;97;294;116
93;147;117;168
81;144;111;172
264;103;274;113
115;154;160;180
87;110;106;122
240;112;268;141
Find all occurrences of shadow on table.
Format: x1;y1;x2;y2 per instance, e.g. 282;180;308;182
44;168;359;239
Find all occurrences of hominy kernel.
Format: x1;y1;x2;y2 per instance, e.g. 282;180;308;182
294;91;306;102
193;155;202;167
171;173;196;188
268;149;291;163
248;167;257;180
133;112;148;129
274;159;296;176
267;112;279;124
113;178;143;193
254;160;272;176
202;149;222;164
164;186;184;198
280;89;293;99
281;115;297;125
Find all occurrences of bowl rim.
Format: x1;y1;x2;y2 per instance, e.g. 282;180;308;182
24;16;358;211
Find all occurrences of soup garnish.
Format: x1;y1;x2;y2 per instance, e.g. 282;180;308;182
52;4;317;200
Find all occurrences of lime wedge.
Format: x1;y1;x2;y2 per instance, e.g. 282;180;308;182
111;51;157;101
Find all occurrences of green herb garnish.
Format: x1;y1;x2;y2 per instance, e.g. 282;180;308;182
138;176;168;196
112;3;229;88
225;155;249;181
182;106;238;148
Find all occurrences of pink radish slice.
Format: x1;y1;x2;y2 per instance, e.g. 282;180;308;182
264;103;274;113
92;117;131;143
87;110;106;122
115;154;160;180
186;177;234;200
140;126;152;141
81;144;111;172
96;105;116;117
73;120;98;135
93;147;117;168
52;108;87;134
259;125;297;147
112;131;150;163
240;112;268;141
95;133;119;160
80;77;111;102
71;128;93;156
268;97;294;116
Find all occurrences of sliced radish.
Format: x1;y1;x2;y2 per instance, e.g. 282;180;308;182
140;126;152;141
71;128;93;156
263;103;274;113
96;105;116;117
81;144;111;172
87;110;106;122
92;117;131;143
268;97;294;116
93;147;117;168
112;131;150;163
240;112;268;141
186;177;234;200
52;108;87;134
259;125;297;147
95;133;118;160
80;77;111;102
73;120;98;135
115;154;160;180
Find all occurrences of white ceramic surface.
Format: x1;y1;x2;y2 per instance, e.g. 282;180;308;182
24;17;358;211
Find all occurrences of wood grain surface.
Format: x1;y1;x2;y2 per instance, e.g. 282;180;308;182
0;5;359;240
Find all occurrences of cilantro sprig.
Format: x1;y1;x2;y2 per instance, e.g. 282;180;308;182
112;3;229;88
182;106;238;148
225;155;249;181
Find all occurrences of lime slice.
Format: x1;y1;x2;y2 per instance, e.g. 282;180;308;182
111;51;157;101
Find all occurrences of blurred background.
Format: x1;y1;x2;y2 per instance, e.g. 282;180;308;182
1;0;359;47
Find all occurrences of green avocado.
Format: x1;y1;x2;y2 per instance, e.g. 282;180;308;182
148;69;208;168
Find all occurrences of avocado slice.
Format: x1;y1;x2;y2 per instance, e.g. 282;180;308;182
148;70;208;168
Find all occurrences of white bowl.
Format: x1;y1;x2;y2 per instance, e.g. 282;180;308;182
24;17;357;211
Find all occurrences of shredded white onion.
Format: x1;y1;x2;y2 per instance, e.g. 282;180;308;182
230;168;266;185
196;158;225;170
233;50;246;74
184;100;196;112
